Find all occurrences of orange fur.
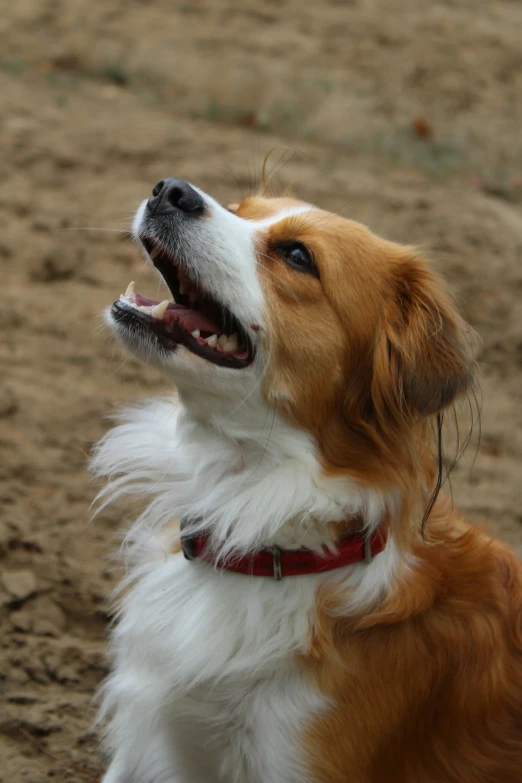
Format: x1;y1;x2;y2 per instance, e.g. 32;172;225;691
237;194;522;780
303;499;522;782
235;195;305;221
254;204;470;488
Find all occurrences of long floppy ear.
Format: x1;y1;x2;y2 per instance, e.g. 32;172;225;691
373;252;473;419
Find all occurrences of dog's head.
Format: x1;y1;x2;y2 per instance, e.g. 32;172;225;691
108;178;472;484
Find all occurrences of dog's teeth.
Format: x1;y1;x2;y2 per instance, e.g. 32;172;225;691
217;334;228;349
191;329;200;338
225;333;239;352
206;334;218;348
151;300;169;319
149;245;162;260
125;281;135;297
138;305;151;313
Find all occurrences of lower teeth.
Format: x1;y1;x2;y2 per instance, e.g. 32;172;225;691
119;284;243;356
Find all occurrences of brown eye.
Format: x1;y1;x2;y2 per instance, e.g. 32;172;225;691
275;242;319;278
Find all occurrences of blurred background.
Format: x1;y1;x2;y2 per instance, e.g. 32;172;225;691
1;0;521;779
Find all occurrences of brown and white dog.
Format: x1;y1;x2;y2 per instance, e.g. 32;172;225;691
93;179;522;783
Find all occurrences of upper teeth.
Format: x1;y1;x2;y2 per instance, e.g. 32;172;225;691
151;300;169;319
119;280;243;354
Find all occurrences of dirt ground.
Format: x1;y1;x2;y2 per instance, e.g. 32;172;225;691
1;0;521;780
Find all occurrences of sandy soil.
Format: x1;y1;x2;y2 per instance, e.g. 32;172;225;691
1;1;521;780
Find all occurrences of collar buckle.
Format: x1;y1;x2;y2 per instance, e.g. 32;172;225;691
364;535;373;564
272;546;282;581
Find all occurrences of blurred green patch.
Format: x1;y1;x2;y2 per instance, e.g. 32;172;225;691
1;53;508;185
341;126;464;177
99;62;130;87
0;58;28;76
45;69;82;88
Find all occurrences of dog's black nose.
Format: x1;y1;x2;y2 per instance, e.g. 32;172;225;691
147;179;205;216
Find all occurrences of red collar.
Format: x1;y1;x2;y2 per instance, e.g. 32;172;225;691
181;523;387;580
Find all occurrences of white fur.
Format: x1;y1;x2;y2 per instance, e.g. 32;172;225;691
93;400;390;558
127;195;320;401
94;186;402;782
93;399;399;783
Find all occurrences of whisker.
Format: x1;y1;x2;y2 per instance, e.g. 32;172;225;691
62;227;130;234
93;322;109;337
255;255;303;304
248;401;277;479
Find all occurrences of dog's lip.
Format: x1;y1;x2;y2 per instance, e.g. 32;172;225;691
129;236;255;367
119;291;232;336
112;276;255;368
112;298;253;367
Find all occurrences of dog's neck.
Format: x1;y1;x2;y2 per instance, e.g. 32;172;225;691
93;395;396;561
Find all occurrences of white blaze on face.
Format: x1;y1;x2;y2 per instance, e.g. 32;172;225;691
133;190;264;335
133;189;316;342
110;189;321;416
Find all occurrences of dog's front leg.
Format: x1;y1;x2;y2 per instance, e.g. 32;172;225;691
100;703;192;783
101;699;221;783
102;739;216;783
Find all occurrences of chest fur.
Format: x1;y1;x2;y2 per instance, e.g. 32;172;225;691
107;552;325;781
169;676;324;783
115;552;319;675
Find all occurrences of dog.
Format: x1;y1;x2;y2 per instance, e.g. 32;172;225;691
92;178;522;782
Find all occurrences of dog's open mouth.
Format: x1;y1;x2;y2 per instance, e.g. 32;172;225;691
111;238;255;369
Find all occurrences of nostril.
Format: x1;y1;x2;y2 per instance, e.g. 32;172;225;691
152;180;164;198
166;181;205;213
147;178;205;216
167;186;184;209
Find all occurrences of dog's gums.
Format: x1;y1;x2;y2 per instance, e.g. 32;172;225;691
111;237;254;369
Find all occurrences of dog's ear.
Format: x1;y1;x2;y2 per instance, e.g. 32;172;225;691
372;252;473;419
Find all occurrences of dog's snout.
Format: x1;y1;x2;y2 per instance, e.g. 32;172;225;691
148;178;205;216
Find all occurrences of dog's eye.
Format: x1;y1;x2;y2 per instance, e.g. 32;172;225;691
275;242;318;278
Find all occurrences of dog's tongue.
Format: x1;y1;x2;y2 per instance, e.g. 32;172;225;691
127;292;223;335
164;304;222;335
